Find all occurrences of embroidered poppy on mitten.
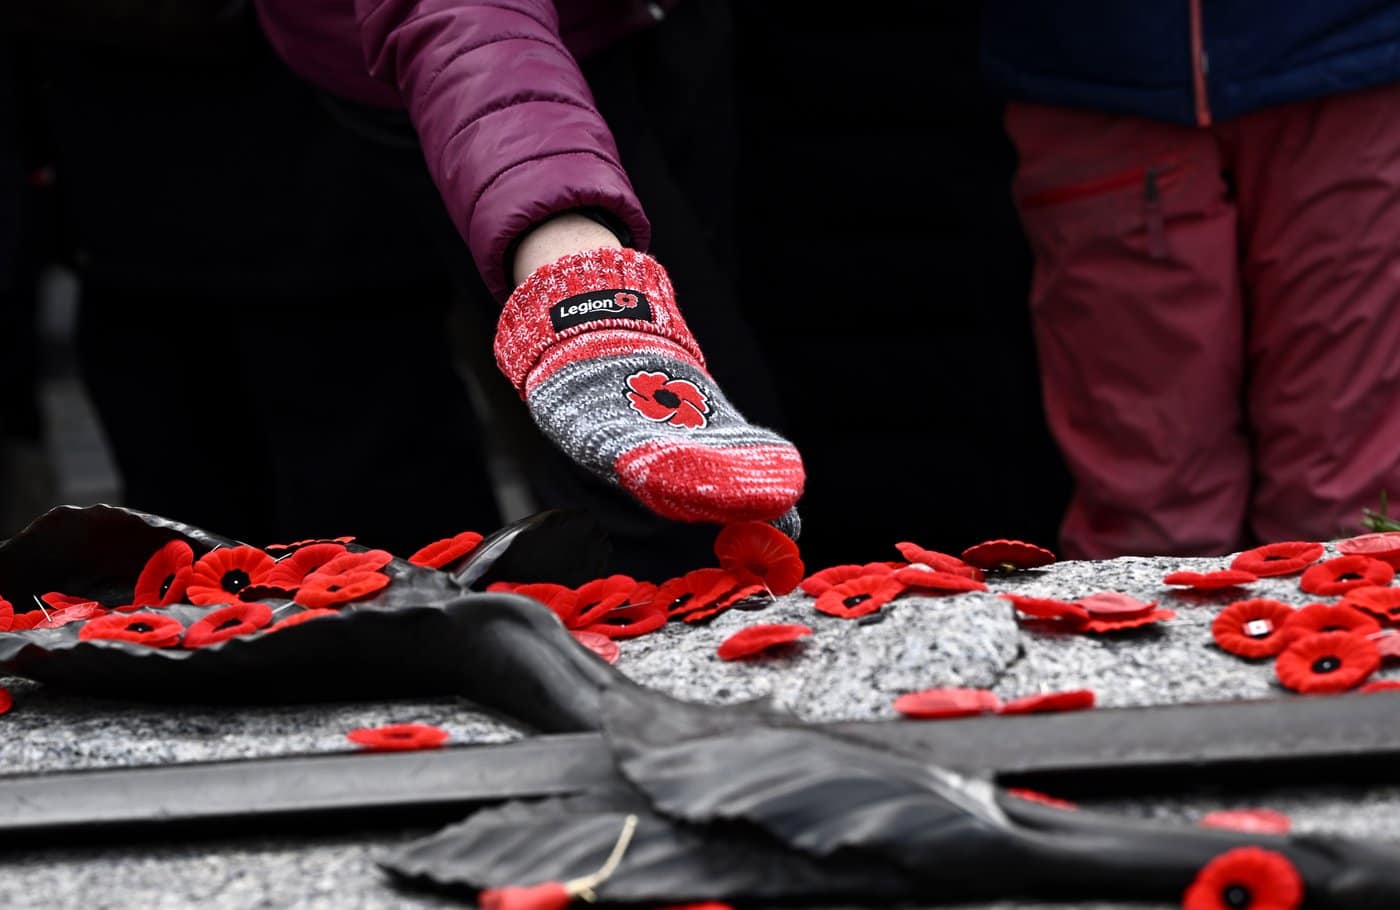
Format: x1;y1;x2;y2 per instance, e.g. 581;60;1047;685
494;247;805;525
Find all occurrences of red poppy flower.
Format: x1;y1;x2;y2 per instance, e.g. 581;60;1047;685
1000;593;1090;623
1340;585;1400;624
1337;531;1400;568
0;597;11;633
998;689;1095;714
477;882;572;910
680;582;766;623
77;612;184;648
35;601;109;629
814;575;906;619
960;539;1056;571
1162;569;1258;590
408;530;484;569
1004;788;1077;811
716;623;813;660
583;602;667;639
1075;592;1158;618
0;687;10;715
1077;609;1176;634
268;608;338;632
714;521;805;595
40;592;99;611
1198;809;1292;835
891;566;988;593
800;563;895;596
625;369;710;429
346;722;450;751
1279;602;1379;644
316;549;395;576
265;535;356;553
9;611;42;631
571;629;621;664
1212;599;1296;659
187;546;275;605
265;543;348;590
1300;554;1394;596
893;687;1001;719
1182;846;1303;910
1230;541;1324;578
1361;679;1400;693
133;540;195;607
498;582;580;625
181;602;273;648
574;575;642;627
1276;631;1380;694
654;569;736;618
295;570;389;608
893;542;983;579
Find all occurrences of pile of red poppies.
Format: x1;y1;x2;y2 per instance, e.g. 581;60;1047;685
1204;534;1400;694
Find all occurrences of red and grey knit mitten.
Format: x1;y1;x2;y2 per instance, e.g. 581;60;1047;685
494;247;805;526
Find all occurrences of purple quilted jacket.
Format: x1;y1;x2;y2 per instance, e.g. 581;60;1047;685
254;0;678;299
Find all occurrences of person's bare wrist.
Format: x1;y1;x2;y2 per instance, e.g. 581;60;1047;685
512;213;623;286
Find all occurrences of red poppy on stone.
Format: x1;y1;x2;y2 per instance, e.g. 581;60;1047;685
1360;679;1400;693
574;575;642;627
496;583;579;624
187;546;275;605
0;597;11;633
1300;554;1394;596
998;689;1096;715
35;602;109;629
800;563;895;596
999;593;1090;623
133;540;195;607
346;722;450;751
1077;609;1176;634
268;608;338;632
1004;788;1078;811
265;535;356;553
893;542;984;580
1198;808;1293;835
716;623;813;660
1339;585;1400;624
891;566;988;593
316;549;395;576
408;531;484;569
1181;846;1303;910
893;687;1001;719
1162;569;1258;590
571;629;621;664
679;582;766;623
9;611;43;631
1212;599;1297;659
77;612;184;648
584;602;667;639
714;522;805;595
625;370;710;429
477;882;572;910
265;543;348;590
295;570;390;608
1275;631;1380;694
40;592;102;611
0;687;11;715
1075;592;1158;619
1337;531;1400;568
182;602;274;648
1279;602;1379;644
814;575;906;619
960;539;1056;571
1230;541;1324;578
654;569;738;618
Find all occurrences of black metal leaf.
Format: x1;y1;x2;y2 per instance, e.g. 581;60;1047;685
453;509;610;590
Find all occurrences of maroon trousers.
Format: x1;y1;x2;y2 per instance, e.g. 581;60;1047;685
1007;84;1400;559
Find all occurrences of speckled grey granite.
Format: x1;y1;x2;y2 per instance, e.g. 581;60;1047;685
0;539;1394;908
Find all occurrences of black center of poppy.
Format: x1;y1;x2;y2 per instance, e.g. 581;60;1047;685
221;569;252;593
327;584;342;593
128;623;153;633
668;592;693;611
215;618;242;632
1338;572;1363;581
1312;655;1342;674
1222;883;1252;908
843;593;872;608
159;573;176;597
652;388;682;408
1321;624;1347;632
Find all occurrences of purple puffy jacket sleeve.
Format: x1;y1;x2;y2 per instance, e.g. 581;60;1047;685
355;0;651;299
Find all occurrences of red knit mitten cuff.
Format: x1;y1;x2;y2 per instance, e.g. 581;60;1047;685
494;247;706;392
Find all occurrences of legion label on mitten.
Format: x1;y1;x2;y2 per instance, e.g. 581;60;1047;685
550;289;653;331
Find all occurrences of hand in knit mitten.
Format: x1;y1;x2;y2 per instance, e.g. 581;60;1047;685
494;247;805;527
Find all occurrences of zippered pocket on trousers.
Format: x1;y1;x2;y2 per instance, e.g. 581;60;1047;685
1020;162;1179;259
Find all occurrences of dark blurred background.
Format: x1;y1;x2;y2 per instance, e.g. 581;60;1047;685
0;2;1069;572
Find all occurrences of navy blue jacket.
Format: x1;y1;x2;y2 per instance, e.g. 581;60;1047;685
981;1;1400;125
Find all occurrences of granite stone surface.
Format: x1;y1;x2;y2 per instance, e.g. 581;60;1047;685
0;539;1394;908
